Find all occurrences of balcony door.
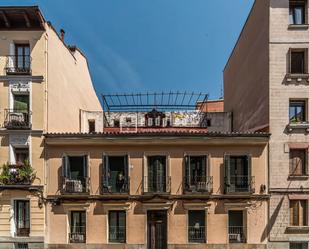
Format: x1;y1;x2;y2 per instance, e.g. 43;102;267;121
225;155;251;192
70;211;86;243
147;211;167;249
62;155;88;193
184;155;208;192
147;156;166;193
228;210;246;243
15;44;30;72
14;200;30;237
103;155;128;193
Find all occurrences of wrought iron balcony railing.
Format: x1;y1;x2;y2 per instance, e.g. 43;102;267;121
16;227;30;237
183;176;213;194
4;109;31;129
5;55;31;75
228;226;246;243
143;176;171;194
102;176;130;194
69;226;86;243
61;177;90;194
188;226;206;243
109;226;126;243
224;175;255;193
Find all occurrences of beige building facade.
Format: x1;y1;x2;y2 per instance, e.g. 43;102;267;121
0;6;101;249
44;131;269;249
224;0;309;248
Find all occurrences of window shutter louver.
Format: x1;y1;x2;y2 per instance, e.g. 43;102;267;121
224;155;231;193
103;155;109;188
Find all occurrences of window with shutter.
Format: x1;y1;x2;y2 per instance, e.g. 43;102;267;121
290;149;307;176
290;200;308;226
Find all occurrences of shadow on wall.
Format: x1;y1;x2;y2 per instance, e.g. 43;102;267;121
260;196;284;242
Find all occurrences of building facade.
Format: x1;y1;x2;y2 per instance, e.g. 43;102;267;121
224;0;309;248
0;6;101;249
44;131;269;249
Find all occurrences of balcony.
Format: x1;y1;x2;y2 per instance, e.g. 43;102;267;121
69;226;86;243
188;226;206;243
0;163;35;186
16;227;30;237
183;176;213;194
4;109;31;129
61;177;90;194
228;226;246;243
109;226;126;243
143;176;171;194
102;176;130;194
224;175;255;194
5;55;31;75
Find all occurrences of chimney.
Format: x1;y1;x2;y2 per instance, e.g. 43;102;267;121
60;29;65;42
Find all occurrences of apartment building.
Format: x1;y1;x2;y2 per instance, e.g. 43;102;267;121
0;6;101;249
44;93;269;249
224;1;309;248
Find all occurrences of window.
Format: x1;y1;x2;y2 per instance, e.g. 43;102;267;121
184;156;209;192
109;211;126;243
70;211;86;243
14;148;29;165
290;100;306;123
14;200;30;237
290;50;307;74
146;156;167;193
225;155;252;193
62;155;88;193
103;156;129;193
14;44;30;73
290;149;307;176
290;200;308;226
88;120;95;133
228;210;246;243
289;0;307;25
290;242;309;249
188;210;205;243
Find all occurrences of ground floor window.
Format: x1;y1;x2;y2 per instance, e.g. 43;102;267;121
108;210;126;243
14;200;30;237
290;242;309;249
69;211;86;243
188;210;206;243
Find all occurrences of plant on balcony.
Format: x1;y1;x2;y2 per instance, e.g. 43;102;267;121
0;160;36;185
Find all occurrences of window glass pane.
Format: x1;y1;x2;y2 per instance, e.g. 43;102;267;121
291;51;305;74
290;149;306;175
289;101;306;122
109;211;126;243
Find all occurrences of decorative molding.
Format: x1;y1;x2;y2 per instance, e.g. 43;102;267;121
102;202;131;211
62;202;91;212
224;202;251;211
0;75;43;83
9;134;29;146
183;202;210;210
142;201;174;211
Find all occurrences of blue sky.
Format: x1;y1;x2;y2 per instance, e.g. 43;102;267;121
3;0;254;100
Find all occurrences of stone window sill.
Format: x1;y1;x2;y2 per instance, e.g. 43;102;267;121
286;226;309;233
285;74;309;84
287;123;309;132
288;24;309;30
288;175;309;180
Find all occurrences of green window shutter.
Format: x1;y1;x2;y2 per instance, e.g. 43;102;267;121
83;155;88;177
185;155;190;185
224;155;231;193
62;155;69;178
103;155;109;188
